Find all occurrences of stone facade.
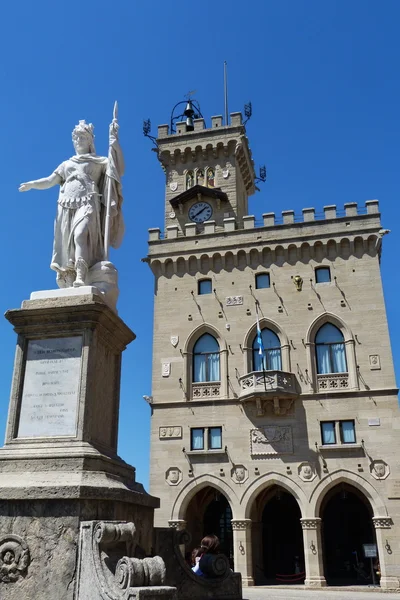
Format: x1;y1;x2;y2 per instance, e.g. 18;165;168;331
147;113;400;590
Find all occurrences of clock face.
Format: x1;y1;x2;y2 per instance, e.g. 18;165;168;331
188;201;213;223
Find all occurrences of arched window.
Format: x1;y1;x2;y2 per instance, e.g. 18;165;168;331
206;167;215;188
193;334;220;382
315;323;347;374
252;328;282;371
186;170;194;189
196;169;204;186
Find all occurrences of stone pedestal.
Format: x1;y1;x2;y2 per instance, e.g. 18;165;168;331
0;293;159;600
231;519;254;587
300;518;327;588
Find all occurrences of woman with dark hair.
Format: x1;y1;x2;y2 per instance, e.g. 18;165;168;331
192;535;220;576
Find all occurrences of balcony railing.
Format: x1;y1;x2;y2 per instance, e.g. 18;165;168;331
192;381;221;399
238;370;297;401
317;373;349;391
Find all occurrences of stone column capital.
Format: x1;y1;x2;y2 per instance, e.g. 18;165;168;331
168;519;187;530
231;519;252;531
372;517;393;529
300;518;322;530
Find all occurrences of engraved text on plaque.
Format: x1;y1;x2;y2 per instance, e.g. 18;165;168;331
17;336;83;438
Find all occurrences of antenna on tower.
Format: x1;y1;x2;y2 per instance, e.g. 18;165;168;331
243;101;252;125
143;118;158;151
224;61;229;126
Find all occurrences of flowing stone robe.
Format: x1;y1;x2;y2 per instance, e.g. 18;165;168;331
51;138;124;276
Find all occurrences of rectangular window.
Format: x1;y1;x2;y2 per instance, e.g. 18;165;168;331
191;428;204;450
198;279;212;295
255;273;270;289
209;427;222;449
321;421;336;445
340;420;356;444
315;267;331;283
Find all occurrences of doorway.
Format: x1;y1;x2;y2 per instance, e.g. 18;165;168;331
185;486;233;564
321;483;377;585
256;486;305;584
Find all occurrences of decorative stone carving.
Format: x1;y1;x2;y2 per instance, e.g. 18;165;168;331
317;373;349;390
250;426;293;455
369;354;381;370
300;518;321;530
76;521;175;600
192;382;220;398
246;397;295;417
170;335;179;347
165;467;182;486
226;295;243;306
162;362;171;377
168;520;187;531
298;462;316;482
231;519;252;530
372;517;393;529
169;182;178;192
159;426;182;439
231;465;248;484
222;168;230;179
370;460;390;480
0;534;30;583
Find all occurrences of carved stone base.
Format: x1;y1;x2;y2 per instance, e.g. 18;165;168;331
304;576;327;587
380;576;400;590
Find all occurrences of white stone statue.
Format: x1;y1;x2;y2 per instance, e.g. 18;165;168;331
19;105;124;299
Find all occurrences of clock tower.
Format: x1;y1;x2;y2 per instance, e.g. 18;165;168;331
156;103;256;233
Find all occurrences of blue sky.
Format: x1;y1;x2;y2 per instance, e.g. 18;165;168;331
0;1;398;488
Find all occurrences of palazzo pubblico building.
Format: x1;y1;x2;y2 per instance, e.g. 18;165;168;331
146;104;400;589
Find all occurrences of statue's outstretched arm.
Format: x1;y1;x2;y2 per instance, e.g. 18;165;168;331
19;172;62;192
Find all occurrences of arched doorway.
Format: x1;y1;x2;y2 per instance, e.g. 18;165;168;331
321;483;377;585
252;485;305;585
185;486;234;565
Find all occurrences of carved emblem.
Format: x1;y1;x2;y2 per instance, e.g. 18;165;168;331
162;363;171;377
231;465;248;484
222;168;230;179
298;462;316;482
370;460;389;480
369;354;381;370
293;275;303;291
166;467;182;486
169;182;178;192
159;426;182;439
0;535;30;583
170;335;179;347
250;426;293;455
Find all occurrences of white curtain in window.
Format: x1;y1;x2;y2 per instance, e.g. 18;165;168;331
341;421;355;443
207;353;220;381
192;429;204;449
193;334;220;382
253;328;282;371
331;343;347;373
210;428;222;449
322;423;335;444
316;345;331;374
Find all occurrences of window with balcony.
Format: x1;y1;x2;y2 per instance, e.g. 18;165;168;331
255;273;270;289
190;426;222;451
252;328;282;371
198;279;212;295
315;266;331;283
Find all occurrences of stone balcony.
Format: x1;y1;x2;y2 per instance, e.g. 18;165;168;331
238;370;298;415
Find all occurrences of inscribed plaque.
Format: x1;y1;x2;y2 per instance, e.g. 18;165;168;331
18;336;83;438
